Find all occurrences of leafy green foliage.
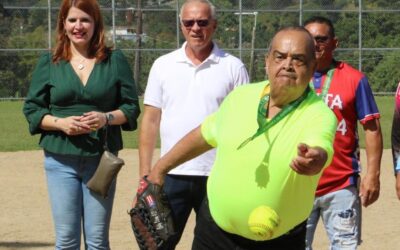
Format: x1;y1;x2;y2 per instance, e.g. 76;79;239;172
2;1;400;96
369;51;400;92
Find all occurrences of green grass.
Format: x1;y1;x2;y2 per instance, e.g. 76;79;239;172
0;101;41;151
357;95;394;149
0;100;145;152
0;96;395;152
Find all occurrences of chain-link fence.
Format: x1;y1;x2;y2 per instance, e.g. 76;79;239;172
1;0;400;99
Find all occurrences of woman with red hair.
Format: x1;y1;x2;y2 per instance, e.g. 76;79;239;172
23;0;140;248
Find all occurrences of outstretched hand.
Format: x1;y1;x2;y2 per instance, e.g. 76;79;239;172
290;143;328;176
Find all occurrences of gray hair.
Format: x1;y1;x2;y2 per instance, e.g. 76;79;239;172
179;0;216;21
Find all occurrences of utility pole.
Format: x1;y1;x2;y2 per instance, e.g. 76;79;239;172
235;12;258;81
134;0;144;94
249;12;258;81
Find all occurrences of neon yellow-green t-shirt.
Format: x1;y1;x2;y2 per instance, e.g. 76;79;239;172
201;81;337;240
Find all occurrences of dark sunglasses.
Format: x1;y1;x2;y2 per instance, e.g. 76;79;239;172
313;35;330;43
181;19;210;28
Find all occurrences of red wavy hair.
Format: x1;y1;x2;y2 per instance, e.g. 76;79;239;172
52;0;111;63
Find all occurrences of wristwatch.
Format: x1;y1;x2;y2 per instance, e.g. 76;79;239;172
105;113;114;125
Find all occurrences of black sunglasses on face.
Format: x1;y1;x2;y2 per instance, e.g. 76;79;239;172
314;35;330;43
181;19;210;28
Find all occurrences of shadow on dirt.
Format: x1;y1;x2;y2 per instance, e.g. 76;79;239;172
0;241;53;248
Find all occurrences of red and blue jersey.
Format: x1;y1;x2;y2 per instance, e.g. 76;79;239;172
391;82;400;174
312;61;380;196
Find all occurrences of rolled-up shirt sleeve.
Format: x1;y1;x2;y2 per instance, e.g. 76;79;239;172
23;53;51;135
113;50;140;131
201;112;218;148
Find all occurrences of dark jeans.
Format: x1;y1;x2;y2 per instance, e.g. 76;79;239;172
162;174;208;250
192;198;307;250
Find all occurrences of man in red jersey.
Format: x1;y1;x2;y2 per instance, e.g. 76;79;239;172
304;16;383;250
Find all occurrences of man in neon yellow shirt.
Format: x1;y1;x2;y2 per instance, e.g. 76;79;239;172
146;26;337;249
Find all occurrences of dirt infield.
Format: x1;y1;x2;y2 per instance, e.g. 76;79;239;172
0;149;399;250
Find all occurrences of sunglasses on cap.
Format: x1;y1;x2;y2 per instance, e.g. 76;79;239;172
181;19;210;28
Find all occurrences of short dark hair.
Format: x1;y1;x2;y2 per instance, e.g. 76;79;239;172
267;26;316;61
303;16;335;38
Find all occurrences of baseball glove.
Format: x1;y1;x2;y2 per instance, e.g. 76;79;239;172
129;176;175;250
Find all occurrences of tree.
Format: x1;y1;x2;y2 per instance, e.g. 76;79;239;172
369;51;400;92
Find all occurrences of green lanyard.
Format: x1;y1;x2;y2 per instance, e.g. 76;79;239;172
237;83;310;150
309;67;335;100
